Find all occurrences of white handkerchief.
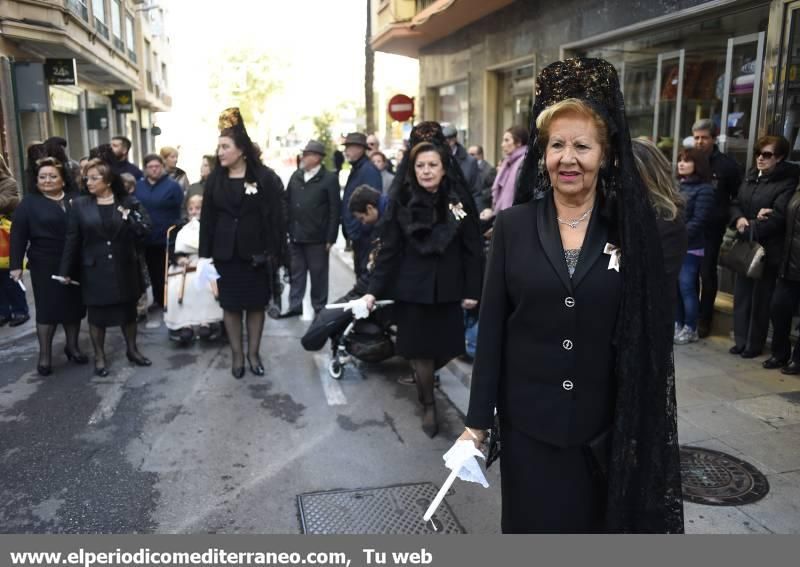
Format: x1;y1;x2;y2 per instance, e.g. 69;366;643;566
348;298;370;320
195;258;220;290
443;440;489;488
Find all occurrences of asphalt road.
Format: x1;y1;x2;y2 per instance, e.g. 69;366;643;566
0;253;502;534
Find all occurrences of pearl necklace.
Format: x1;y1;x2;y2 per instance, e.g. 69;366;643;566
557;207;593;230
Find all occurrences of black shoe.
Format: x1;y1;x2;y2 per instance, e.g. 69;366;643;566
278;309;302;319
0;315;10;327
64;347;89;365
247;356;265;376
781;361;800;375
729;345;745;355
741;349;762;359
94;366;109;377
232;366;245;379
197;325;211;340
421;402;438;438
37;364;52;376
697;320;711;339
8;314;30;327
763;356;789;369
126;351;152;366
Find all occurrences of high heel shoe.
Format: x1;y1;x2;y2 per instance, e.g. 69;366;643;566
126;351;152;366
421;402;438;438
232;366;245;379
64;346;89;365
94;366;109;377
247;356;265;376
37;364;52;376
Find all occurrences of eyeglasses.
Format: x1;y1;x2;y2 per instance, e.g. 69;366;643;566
757;151;776;159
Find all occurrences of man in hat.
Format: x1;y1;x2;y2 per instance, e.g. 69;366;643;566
443;125;480;204
283;140;341;317
341;132;383;280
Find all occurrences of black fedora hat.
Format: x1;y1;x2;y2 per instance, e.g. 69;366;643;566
343;132;368;148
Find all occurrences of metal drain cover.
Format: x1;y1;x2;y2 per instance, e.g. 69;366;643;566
680;446;769;506
297;482;465;534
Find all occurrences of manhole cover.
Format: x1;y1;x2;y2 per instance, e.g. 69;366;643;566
680;446;769;506
297;482;465;534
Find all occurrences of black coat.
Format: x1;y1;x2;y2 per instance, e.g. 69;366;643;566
59;195;151;306
778;190;800;281
730;161;799;267
657;215;688;329
199;165;287;265
367;193;483;304
709;146;743;226
286;166;341;244
466;193;622;448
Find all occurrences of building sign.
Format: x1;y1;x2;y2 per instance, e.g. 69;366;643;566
111;90;134;113
13;62;48;112
44;59;77;86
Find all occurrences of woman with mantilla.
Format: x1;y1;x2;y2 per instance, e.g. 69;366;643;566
461;58;684;533
199;108;287;379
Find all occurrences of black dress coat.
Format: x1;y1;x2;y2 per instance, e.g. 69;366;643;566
778;190;800;281
465;192;623;533
10;193;86;324
59;195;151;307
198;165;286;264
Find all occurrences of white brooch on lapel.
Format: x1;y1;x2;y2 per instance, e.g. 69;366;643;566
244;182;258;195
117;205;130;221
603;243;621;272
449;202;467;221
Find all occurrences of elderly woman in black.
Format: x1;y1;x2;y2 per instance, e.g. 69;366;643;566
362;126;483;438
462;59;683;533
58;158;152;376
9;158;87;375
730;135;799;359
199;108;287;379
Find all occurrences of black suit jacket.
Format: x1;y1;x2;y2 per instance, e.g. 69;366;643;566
59;195;151;306
465;193;622;448
199;165;287;264
367;199;483;304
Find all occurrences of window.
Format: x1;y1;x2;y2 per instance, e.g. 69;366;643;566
161;63;168;89
144;39;153;91
438;81;469;144
111;1;123;48
125;14;137;62
92;0;108;39
67;0;88;21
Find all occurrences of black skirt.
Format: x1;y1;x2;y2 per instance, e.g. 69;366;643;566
393;301;464;363
216;259;271;311
499;422;608;533
28;255;86;324
87;301;136;327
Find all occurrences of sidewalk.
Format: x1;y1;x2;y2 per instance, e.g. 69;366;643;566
440;336;800;534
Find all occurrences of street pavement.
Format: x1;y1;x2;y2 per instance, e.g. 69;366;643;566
1;248;799;533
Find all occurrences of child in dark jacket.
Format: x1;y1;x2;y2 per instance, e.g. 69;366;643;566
675;148;715;345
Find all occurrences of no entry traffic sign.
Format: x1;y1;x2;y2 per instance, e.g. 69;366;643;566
388;94;414;122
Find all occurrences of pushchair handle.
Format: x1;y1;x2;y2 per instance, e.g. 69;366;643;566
324;300;394;309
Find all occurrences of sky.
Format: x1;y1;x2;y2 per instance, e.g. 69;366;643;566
155;0;418;182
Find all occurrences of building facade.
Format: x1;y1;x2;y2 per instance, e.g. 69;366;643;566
0;0;173;181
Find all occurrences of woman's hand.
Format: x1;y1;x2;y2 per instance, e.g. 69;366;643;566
60;276;71;285
177;257;190;267
736;217;750;233
462;298;478;310
458;427;487;450
757;208;773;221
479;208;494;221
9;269;22;282
361;294;376;311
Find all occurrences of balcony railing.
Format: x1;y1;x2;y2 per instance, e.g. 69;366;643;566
127;48;137;63
113;37;124;51
65;0;88;21
94;18;109;39
146;70;153;92
415;0;436;11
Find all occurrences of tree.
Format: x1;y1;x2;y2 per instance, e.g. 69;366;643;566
312;112;337;170
365;0;375;134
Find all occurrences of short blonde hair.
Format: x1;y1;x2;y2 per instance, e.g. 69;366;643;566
159;146;178;159
536;98;609;158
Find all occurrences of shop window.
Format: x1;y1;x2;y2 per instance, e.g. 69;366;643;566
777;8;800;162
438;81;469;144
495;64;534;162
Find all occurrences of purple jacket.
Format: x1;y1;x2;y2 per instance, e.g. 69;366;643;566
491;146;527;213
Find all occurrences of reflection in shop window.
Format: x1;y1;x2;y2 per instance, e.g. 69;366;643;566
438;81;469;144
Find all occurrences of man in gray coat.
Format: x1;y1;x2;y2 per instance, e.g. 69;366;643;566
443;125;480;202
284;141;341;317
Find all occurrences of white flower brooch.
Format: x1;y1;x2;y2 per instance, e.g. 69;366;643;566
244;182;258;195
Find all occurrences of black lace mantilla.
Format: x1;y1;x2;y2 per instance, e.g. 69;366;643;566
516;58;684;533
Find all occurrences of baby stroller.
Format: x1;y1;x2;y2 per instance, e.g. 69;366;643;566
301;291;395;379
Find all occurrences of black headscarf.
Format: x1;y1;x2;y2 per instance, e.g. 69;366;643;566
516;58;684;533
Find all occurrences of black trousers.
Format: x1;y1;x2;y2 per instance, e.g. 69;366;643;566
733;263;778;352
352;236;371;280
699;221;726;325
289;242;329;313
770;278;800;361
144;245;167;307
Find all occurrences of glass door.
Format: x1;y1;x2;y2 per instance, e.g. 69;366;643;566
621;59;658;141
653;50;686;166
720;32;766;170
776;3;800;161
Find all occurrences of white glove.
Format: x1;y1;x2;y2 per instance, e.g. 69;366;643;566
349;298;370;320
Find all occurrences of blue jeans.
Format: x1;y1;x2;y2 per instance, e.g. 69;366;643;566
0;269;29;319
464;309;479;358
676;254;702;330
